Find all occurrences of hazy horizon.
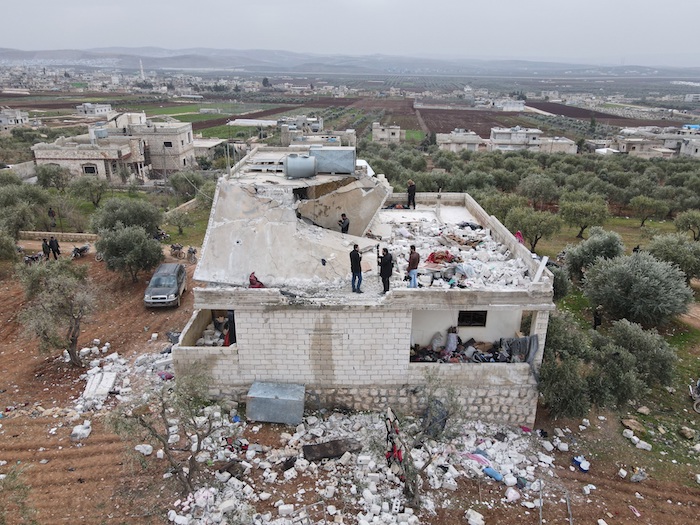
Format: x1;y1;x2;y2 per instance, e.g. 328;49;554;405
4;0;700;68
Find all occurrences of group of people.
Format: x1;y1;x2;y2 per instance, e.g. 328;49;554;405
349;244;420;294
341;178;419;295
41;236;61;260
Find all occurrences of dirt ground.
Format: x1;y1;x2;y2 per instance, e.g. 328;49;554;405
1;244;699;524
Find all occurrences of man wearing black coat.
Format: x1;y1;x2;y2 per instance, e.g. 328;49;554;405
48;236;60;260
379;248;393;294
350;244;362;293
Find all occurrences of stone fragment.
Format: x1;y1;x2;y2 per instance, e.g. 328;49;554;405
679;426;696;440
621;419;645;434
636;440;652;451
465;508;485;525
637;406;651;415
618;468;628;479
135;444;154;456
278;504;294;516
542;441;554;452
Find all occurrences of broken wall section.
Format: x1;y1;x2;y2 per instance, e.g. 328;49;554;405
297;175;391;236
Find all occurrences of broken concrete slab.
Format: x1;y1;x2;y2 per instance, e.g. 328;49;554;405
302;438;363;462
82;372;117;400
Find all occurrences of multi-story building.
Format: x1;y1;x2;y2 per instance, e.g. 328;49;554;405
436;129;485;153
32;118;195;180
0;108;29;132
488;126;543;151
372;122;404;144
173;144;554;428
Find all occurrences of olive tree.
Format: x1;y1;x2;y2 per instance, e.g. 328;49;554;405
629;195;669;227
647;232;700;282
166;209;194;235
675;209;700;241
565;227;624;283
558;191;610;239
19;260;95;367
95;225;164;282
583;252;693;327
36;164;71;193
480;192;528;223
169;171;204;201
505;207;562;252
90;197;162;235
604;319;676;387
68;175;109;208
517;174;559;211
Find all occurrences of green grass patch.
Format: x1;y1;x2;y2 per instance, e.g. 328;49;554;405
163;206;210;247
404;130;425;142
198;125;258;139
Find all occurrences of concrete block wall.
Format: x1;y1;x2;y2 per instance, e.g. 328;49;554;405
173;306;540;426
20;231;98;243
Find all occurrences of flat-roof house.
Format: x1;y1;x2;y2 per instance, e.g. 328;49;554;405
436;129;485;153
173;145;554;427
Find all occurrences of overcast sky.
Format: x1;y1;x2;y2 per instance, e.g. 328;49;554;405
4;0;699;67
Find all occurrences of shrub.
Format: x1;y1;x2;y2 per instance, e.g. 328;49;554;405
539;356;590;418
565;227;624;283
583;252;693;327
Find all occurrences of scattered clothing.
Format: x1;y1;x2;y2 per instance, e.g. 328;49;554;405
515;230;525;244
249;272;265;288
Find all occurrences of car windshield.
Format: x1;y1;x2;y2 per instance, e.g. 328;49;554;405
151;276;176;288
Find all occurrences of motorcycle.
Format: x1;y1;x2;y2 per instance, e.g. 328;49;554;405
71;243;90;259
170;243;185;259
187;246;198;264
24;252;44;265
689;379;700;414
154;229;171;242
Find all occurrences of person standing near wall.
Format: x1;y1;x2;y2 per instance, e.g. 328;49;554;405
379;247;393;294
407;245;419;288
338;213;349;234
48;236;60;260
407;180;416;209
350;244;363;293
41;238;51;261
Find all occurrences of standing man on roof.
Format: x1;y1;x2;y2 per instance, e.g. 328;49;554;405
350;244;363;293
407;179;416;209
379;247;393;294
407;245;419;288
338;213;350;234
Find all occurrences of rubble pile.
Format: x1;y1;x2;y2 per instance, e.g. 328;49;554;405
381;216;534;291
157;413;577;525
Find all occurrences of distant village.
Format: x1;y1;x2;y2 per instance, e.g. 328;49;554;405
1;63;700;181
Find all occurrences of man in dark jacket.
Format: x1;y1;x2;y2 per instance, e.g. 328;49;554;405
407;180;416;209
350;244;363;293
379;247;393;294
338;213;350;234
407;244;419;288
48;236;60;260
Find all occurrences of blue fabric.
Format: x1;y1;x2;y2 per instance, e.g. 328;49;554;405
352;271;363;292
409;269;418;288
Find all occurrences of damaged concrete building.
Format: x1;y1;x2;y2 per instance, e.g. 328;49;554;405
173;145;554;427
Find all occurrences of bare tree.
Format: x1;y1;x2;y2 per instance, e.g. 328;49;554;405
109;366;230;494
